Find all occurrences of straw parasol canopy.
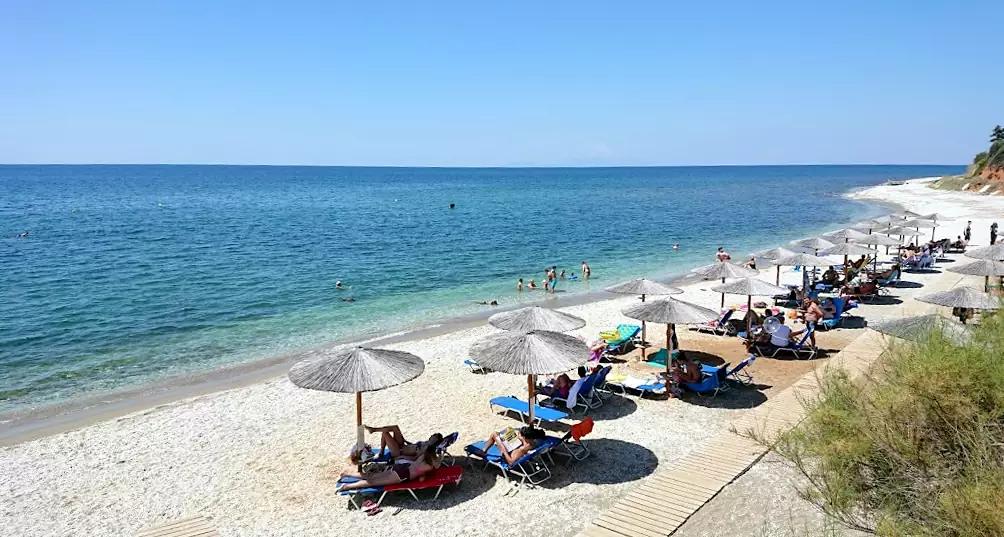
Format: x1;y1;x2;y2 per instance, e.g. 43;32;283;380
691;262;758;280
965;243;1004;261
902;218;937;229
854;219;892;233
691;262;759;307
489;305;586;333
790;237;835;251
606;279;684;344
823;228;869;243
892;210;923;219
289;346;425;455
855;234;902;247
710;278;790;333
469;330;589;423
819;242;876;257
605;278;684;297
774;252;842;294
469;330;589;376
623;298;720;373
916;286;1000;322
947;259;1004;292
751;246;797;284
855;232;905;262
871;315;972;346
922;213;952;222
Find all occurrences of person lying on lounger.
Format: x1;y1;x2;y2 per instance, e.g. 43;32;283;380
473;426;546;465
537;373;572;398
336;442;443;492
364;425;444;461
678;354;703;383
820;267;839;286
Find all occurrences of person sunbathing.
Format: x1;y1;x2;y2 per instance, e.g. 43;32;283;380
364;425;443;461
589;339;608;361
537;373;572;398
678;354;703;383
337;442;442;492
820;267;839;286
475;426;546;465
951;236;966;249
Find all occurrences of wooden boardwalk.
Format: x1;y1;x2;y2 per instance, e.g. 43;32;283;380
136;516;219;537
576;331;885;537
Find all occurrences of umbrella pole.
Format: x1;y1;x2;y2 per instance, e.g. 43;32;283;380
641;294;647;345
355;392;364;452
527;375;536;425
665;324;672;377
746;295;752;334
775;265;780;286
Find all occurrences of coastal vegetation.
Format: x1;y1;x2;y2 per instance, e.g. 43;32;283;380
932;126;1004;192
762;315;1004;536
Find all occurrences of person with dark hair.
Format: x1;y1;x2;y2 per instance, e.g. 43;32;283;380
336;440;443;492
477;426;546;465
991;222;998;245
964;221;972;242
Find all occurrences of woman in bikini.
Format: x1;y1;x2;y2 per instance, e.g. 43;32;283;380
475;426;546;465
363;425;442;461
336;442;443;492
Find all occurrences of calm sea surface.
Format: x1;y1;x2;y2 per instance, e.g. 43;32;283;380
0;165;962;411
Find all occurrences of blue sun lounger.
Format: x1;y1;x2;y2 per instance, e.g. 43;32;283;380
465;436;562;488
603;324;641;354
489;396;568;426
464;359;489;373
683;364;729;397
772;326;817;359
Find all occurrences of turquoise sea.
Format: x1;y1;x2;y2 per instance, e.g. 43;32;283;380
0;165;962;411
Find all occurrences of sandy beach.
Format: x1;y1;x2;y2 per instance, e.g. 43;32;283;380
1;177;998;537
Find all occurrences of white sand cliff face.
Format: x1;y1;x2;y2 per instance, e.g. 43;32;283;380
0;178;996;537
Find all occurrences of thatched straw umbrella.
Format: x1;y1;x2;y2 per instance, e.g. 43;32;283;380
965;243;1004;261
819;242;877;279
854;218;893;234
892;210;923;219
947;259;1004;292
773;252;842;296
750;246;797;285
790;237;835;253
289;346;425;457
902;218;940;241
605;279;683;345
622;298;719;375
691;262;758;308
855;232;903;257
469;330;588;423
885;226;924;254
871;314;972;346
823;228;869;243
916;286;1000;323
710;278;789;334
488;305;585;333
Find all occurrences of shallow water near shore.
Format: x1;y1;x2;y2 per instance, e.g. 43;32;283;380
0;164;961;412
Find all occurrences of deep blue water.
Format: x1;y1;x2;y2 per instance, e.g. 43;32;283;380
0;165;962;411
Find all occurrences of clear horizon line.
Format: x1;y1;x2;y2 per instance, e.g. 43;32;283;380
0;162;966;169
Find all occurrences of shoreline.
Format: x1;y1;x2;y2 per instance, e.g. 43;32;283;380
2;175;995;537
0;187;901;446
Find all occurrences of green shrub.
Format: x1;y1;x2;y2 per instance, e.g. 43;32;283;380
766;314;1004;536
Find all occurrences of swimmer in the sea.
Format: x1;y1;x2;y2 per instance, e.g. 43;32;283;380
673;243;679;250
342;297;356;302
335;281;347;290
476;300;499;306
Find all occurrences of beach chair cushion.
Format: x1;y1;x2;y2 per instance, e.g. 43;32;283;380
489;396;568;423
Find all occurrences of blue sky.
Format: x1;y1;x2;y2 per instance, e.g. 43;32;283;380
1;1;1001;166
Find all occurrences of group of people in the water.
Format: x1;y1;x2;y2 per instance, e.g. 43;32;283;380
335;281;355;301
517;260;591;293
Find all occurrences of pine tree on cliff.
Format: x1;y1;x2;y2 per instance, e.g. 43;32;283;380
992;125;1004;143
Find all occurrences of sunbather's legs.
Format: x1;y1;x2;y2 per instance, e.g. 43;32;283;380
482;431;500;451
336;468;403;492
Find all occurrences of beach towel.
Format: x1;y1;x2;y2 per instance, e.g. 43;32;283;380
564;378;584;409
571;417;594;441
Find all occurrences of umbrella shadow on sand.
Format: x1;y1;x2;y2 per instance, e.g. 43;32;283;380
890;280;924;289
856;296;904;306
371;461;498;511
681;385;768;410
904;268;941;274
537;438;659;488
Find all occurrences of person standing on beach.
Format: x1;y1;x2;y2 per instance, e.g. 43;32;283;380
716;247;731;262
964;221;972;243
991;222;998;245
